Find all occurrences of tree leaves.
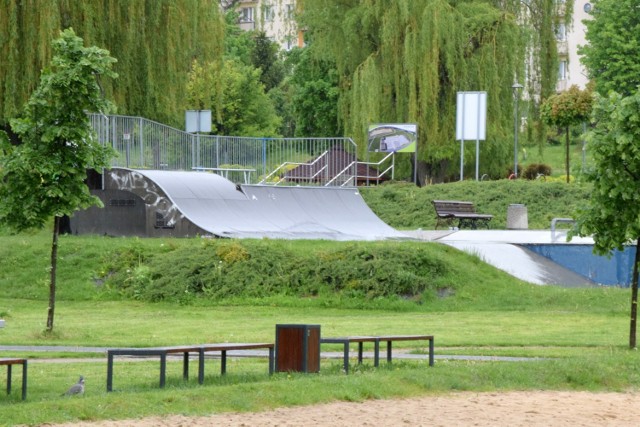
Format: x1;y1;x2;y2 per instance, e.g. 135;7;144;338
572;90;640;253
0;28;116;232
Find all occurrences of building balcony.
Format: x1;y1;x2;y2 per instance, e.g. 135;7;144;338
239;20;256;31
556;79;568;93
556;40;568;55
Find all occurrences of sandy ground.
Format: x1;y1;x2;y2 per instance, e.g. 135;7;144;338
45;391;640;427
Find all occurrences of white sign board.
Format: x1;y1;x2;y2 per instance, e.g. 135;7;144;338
185;110;212;133
456;92;487;141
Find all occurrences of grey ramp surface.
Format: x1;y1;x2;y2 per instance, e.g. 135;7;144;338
134;170;406;240
439;234;598;287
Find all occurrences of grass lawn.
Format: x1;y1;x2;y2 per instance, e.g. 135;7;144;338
1;295;639;425
0;190;638;425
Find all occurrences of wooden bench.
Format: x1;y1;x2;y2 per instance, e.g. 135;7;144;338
106;343;274;391
0;358;27;400
320;335;434;374
432;200;493;230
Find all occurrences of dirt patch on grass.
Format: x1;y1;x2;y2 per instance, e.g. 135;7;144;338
47;390;640;426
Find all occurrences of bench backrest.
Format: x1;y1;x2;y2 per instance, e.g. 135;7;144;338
432;200;476;214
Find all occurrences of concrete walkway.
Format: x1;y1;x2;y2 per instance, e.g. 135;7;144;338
0;345;543;363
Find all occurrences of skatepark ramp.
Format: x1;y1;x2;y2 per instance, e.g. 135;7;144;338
70;168;407;240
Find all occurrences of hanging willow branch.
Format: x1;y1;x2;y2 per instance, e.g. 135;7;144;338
299;0;573;182
0;0;225;128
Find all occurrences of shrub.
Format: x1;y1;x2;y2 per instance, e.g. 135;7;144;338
521;163;552;180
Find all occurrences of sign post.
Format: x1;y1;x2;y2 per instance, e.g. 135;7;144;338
456;92;487;181
185;110;212;169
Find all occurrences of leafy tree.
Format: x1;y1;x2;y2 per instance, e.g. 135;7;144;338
289;47;340;137
252;32;285;92
223;8;256;65
0;29;116;332
186;59;222;122
570;90;640;348
579;0;640;96
268;82;297;137
540;85;593;182
212;59;281;137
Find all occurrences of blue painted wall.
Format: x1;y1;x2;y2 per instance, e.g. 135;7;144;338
522;244;637;287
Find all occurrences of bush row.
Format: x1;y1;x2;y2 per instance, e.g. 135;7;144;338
98;239;457;304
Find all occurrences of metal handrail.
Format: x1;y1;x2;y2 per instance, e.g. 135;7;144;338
326;151;396;187
551;217;575;241
259;150;329;185
325;161;357;187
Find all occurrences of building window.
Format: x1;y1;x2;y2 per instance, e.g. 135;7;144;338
263;5;275;22
555;23;566;41
285;35;295;51
286;3;295;19
558;60;567;80
240;7;254;23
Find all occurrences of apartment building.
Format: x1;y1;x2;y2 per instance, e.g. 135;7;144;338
557;1;592;91
222;0;303;50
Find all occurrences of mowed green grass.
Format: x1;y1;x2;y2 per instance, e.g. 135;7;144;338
0;297;638;425
0;228;639;425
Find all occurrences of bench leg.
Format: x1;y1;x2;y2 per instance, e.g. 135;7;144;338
268;347;274;375
343;342;350;374
357;342;363;364
373;340;380;367
107;353;114;392
159;354;166;388
6;365;11;395
21;361;27;400
183;352;189;381
386;341;393;363
198;349;205;384
221;350;227;375
429;338;435;367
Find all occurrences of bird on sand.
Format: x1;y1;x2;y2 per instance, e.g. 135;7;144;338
63;375;85;396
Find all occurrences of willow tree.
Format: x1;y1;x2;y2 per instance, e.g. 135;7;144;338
0;0;224;128
298;0;571;183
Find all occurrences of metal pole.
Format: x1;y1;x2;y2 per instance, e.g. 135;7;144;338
139;117;144;168
460;95;466;181
512;83;523;178
475;94;481;181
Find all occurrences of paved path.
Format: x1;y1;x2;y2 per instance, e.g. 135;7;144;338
0;345;543;363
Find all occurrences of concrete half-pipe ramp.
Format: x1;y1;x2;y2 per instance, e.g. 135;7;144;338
73;168;406;240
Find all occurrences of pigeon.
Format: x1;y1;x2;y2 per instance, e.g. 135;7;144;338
63;375;85;396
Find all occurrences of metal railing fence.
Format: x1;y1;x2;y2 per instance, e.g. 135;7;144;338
89;114;359;186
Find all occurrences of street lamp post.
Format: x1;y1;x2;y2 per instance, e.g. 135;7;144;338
512;83;523;178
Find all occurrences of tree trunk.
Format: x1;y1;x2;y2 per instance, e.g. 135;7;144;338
46;216;60;333
565;126;570;183
630;239;640;349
